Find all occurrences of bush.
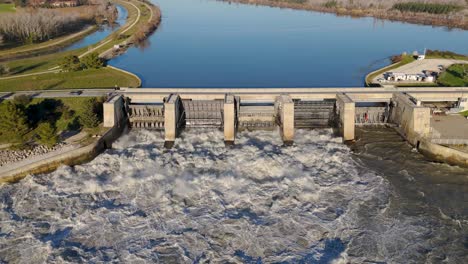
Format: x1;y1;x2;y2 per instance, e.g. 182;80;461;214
13;94;32;106
323;0;338;8
0;101;30;144
35;122;59;147
60;55;82;72
79;98;100;128
0;64;9;75
392;2;463;15
82;52;105;69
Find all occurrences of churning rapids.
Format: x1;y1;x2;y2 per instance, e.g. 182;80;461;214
1;129;467;263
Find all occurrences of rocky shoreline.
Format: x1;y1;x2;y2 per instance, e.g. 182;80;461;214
0;143;67;167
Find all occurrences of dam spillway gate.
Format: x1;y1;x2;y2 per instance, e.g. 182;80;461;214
101;88;454;146
125;96;392;144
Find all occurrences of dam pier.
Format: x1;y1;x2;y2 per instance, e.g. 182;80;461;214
103;87;468;166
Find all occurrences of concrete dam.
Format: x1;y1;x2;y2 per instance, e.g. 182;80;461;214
103;87;468;151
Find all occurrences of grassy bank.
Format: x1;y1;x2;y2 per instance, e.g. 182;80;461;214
0;67;140;92
0;0;159;91
0;26;97;60
437;64;468;87
0;3;15;12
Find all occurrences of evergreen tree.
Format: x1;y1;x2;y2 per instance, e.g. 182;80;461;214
36;122;59;147
82;52;105;69
80;98;100;128
60;55;82;72
0;101;30;144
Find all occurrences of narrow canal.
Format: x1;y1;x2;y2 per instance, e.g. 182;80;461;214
110;0;468;87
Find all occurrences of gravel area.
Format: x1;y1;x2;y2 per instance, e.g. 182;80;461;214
0;143;67;167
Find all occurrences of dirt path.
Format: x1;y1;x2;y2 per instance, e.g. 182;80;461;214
80;0;141;58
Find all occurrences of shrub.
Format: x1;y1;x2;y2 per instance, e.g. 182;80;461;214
82;52;105;69
13;94;31;106
35;122;59;147
323;0;338;8
0;64;9;75
392;2;463;15
60;55;82;72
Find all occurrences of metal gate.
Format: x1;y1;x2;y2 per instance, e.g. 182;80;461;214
294;100;335;128
182;100;223;128
128;105;164;129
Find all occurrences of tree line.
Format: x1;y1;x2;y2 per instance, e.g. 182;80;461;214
0;0;117;44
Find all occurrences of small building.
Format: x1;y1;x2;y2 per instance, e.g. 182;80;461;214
49;0;79;7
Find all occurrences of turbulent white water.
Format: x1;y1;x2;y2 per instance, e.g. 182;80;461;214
0;129;465;263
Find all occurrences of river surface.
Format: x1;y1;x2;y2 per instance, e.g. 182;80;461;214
110;0;468;87
1;0;468;263
0;128;467;263
61;5;128;52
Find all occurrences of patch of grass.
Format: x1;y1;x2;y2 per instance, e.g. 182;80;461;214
0;67;140;92
460;110;468;117
425;50;468;61
0;3;15;12
437;64;468;87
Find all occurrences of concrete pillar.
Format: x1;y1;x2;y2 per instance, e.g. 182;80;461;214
390;93;431;145
103;95;124;128
164;94;181;148
277;95;294;145
336;93;355;141
224;94;236;145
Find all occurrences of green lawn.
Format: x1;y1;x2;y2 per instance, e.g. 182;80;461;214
0;3;15;12
0;67;140;92
437;64;468;87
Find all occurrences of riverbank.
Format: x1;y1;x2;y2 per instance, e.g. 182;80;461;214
0;26;98;62
365;51;468;87
222;0;468;30
0;124;124;183
0;0;161;91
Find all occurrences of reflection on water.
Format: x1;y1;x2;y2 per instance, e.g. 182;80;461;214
61;5;128;52
0;129;466;263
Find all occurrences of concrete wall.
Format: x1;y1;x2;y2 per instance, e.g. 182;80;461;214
164;94;182;146
224;94;236;144
418;140;468;168
0;124;126;183
336;94;355;141
104;95;125;128
390;93;431;145
276;95;294;144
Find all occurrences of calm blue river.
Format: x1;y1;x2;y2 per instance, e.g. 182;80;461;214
110;0;468;87
61;5;128;52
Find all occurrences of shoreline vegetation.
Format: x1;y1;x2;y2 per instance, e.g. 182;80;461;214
221;0;468;30
0;0;162;90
